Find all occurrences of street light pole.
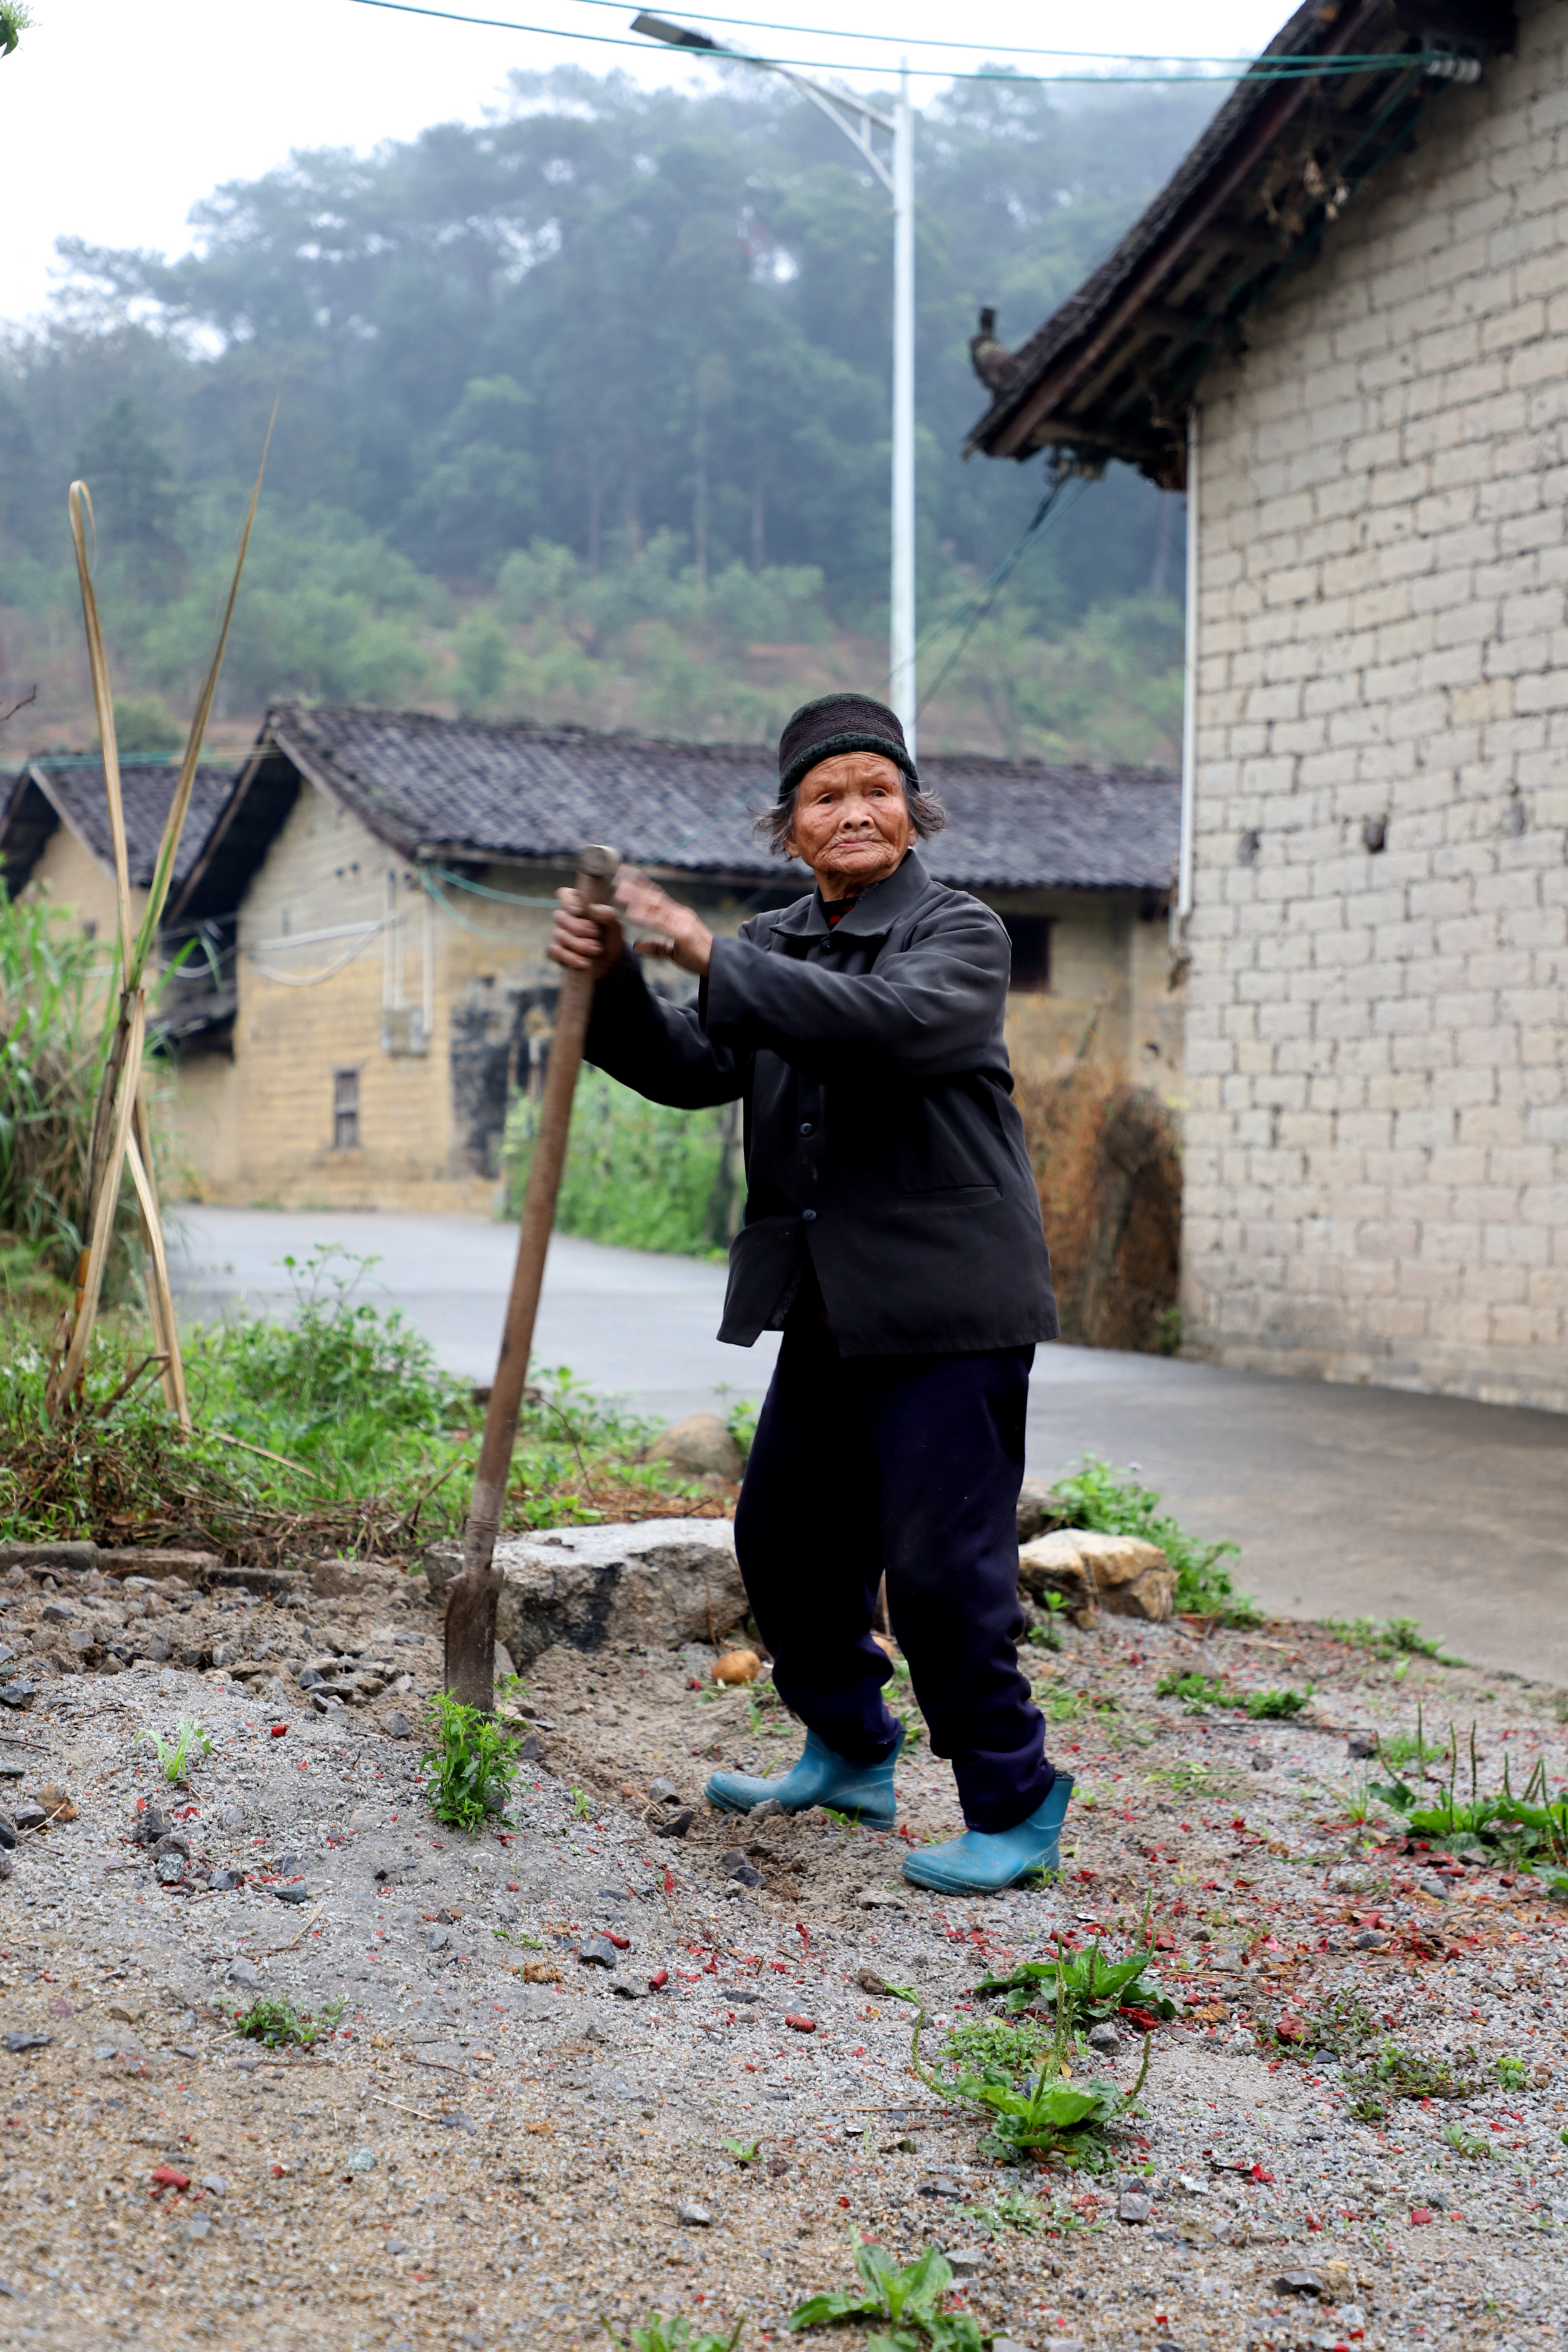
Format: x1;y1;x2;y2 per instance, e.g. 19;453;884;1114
632;14;916;743
890;65;915;747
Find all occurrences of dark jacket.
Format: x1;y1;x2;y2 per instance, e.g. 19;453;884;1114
583;849;1058;1356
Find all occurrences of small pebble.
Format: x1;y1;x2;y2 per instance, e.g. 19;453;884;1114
676;2202;712;2226
384;1711;412;1741
1116;2191;1152;2224
345;2149;376;2174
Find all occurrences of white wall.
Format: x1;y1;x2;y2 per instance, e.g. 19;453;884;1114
1182;0;1568;1411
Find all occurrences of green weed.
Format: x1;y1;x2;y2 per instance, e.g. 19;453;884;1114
1370;1726;1568;1871
722;2137;760;2166
1494;2053;1528;2092
505;1067;739;1260
420;1691;521;1834
789;2232;983;2349
1155;1669;1311;1720
1327;1616;1458;1665
571;1787;594;1822
603;2316;742;2352
954;2189;1048;2235
138;1718;211;1784
1378;1706;1443;1774
233;1995;346;2049
973;1939;1176;2032
1048;1455;1257;1621
1444;2124;1494;2161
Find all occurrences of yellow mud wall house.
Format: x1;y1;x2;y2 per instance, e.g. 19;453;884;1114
966;0;1565;1411
5;708;1182;1213
204;705;1180;1211
0;757;245;1191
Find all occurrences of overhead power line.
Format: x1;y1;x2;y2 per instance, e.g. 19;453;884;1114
346;0;1416;84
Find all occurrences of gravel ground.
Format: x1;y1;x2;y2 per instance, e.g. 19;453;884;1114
0;1553;1565;2352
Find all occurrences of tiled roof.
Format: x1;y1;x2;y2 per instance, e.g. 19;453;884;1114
23;760;239;891
267;704;1178;895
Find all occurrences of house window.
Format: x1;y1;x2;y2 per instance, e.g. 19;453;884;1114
1003;915;1052;994
332;1067;361;1151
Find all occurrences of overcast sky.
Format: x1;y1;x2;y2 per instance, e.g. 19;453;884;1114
2;0;1291;330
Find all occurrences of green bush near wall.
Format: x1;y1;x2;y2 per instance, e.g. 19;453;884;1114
502;1067;739;1259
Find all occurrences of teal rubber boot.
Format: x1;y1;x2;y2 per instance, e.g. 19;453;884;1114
706;1725;903;1828
901;1771;1074;1895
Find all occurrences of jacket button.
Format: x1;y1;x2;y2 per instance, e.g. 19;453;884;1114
802;1209;818;1223
799;1121;814;1135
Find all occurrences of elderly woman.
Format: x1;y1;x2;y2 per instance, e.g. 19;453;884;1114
549;692;1069;1894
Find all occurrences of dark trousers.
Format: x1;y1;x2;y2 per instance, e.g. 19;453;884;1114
733;1324;1053;1834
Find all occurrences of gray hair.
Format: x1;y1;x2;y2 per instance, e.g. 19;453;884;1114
754;777;947;858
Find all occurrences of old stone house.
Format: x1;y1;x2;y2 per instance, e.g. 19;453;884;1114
969;0;1566;1412
4;707;1179;1213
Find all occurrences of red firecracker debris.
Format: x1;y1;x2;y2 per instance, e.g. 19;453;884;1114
605;1932;630;1951
648;1969;669;1991
1248;2162;1274;2184
149;2166;190;2192
1409;2207;1434;2226
785;2014;816;2034
1276;2013;1305;2042
270;1724;288;1738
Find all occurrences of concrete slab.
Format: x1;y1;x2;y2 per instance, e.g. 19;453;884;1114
167;1204;1568;1687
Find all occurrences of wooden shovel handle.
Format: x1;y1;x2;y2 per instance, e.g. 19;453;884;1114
446;843;619;1707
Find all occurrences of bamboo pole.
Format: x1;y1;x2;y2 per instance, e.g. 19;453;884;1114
45;421;273;1424
444;844;619;1712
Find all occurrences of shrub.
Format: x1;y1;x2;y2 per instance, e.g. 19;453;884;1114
502;1065;740;1257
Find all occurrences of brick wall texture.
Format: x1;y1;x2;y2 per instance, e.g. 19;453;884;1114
1182;0;1568;1412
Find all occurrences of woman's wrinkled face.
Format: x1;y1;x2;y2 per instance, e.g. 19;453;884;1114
782;750;914;896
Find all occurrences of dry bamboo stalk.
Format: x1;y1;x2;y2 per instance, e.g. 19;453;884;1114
46;991;145;1413
67;485;134;983
46;415;274;1425
126;1124;189;1430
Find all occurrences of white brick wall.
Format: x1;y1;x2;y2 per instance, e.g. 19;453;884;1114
1182;0;1568;1411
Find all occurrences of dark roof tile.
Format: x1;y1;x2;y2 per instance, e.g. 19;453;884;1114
266;704;1176;895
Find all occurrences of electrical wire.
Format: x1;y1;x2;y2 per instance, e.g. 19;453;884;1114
502;0;1420;69
346;0;1415;84
915;472;1084;716
242;927;388;986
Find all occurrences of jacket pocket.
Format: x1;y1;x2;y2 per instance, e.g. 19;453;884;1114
896;1183;1001;1209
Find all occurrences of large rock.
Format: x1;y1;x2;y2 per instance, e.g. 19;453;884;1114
645;1413;744;1483
1018;1527;1174;1623
1016;1476;1070;1544
424;1519;746;1667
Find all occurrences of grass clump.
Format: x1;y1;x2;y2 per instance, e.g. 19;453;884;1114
0;1244;706;1561
1049;1454;1257;1621
603;2319;741;2352
0;883;150;1302
421;1691;521;1834
1327;1615;1458;1665
973;1938;1176;2032
1370;1725;1568;1873
233;1995;346;2049
1155;1668;1311;1719
138;1718;211;1784
504;1068;740;1259
790;2232;984;2350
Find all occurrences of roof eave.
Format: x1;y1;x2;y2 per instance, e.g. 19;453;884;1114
967;0;1515;484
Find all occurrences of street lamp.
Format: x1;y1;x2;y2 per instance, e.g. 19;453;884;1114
632;14;917;746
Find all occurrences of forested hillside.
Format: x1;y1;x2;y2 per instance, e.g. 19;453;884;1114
0;65;1222;762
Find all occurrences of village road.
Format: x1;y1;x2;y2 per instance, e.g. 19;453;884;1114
168;1204;1568;1687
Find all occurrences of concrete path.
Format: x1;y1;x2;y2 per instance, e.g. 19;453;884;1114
166;1204;1568;1687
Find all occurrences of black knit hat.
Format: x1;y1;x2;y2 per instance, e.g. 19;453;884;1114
776;692;918;802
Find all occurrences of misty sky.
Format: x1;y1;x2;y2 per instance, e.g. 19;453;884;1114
3;0;1292;329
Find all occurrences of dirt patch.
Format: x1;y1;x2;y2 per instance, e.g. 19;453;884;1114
0;1565;1564;2350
